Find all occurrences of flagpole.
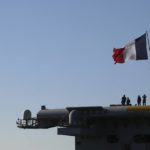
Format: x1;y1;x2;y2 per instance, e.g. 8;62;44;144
146;31;150;51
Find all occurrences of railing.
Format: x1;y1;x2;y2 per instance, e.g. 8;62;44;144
16;118;39;129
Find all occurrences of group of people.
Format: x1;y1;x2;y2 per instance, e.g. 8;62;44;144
121;94;147;106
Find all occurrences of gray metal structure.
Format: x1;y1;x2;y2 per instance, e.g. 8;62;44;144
17;105;150;150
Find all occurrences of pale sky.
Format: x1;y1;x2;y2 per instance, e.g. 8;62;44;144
0;0;150;149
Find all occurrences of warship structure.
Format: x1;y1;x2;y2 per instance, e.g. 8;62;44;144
17;104;150;150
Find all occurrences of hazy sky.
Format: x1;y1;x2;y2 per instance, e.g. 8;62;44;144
0;0;150;149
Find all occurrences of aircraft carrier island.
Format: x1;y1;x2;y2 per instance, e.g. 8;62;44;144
17;105;150;150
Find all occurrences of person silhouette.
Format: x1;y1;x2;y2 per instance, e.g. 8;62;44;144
121;95;126;105
126;97;131;106
137;95;141;106
142;94;147;106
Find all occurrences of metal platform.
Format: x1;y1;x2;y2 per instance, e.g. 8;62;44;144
17;105;150;150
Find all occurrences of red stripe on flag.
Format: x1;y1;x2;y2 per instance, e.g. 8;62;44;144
112;48;125;64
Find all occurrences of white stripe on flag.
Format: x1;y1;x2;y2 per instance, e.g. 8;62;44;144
123;41;136;62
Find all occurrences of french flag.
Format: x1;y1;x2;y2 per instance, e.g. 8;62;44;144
113;33;149;64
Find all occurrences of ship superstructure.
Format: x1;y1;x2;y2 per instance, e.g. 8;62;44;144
17;105;150;150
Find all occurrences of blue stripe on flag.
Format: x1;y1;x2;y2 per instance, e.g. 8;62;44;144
135;33;148;60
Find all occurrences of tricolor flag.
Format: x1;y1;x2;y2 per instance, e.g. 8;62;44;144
112;33;149;64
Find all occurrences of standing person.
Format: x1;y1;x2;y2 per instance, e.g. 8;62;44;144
142;94;147;106
121;95;126;105
137;95;142;106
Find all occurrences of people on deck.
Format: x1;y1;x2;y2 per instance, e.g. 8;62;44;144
121;95;148;106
